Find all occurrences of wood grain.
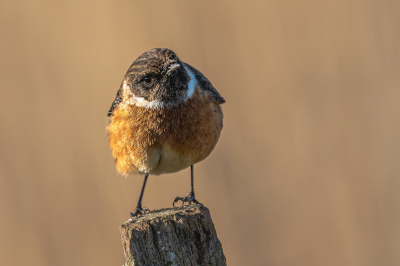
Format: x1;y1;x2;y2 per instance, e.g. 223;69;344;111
120;204;226;266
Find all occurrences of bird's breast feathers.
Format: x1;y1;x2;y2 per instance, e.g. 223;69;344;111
107;86;223;176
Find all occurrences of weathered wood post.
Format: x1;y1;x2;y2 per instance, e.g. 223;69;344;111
120;204;226;266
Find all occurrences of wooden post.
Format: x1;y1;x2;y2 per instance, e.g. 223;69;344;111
120;204;227;266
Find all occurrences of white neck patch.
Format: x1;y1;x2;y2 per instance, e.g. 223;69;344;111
123;65;197;109
184;65;196;99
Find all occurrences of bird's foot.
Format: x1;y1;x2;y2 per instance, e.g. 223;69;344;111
129;206;150;218
173;190;200;207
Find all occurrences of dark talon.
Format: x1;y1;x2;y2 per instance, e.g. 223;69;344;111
173;197;184;207
130;174;150;218
181;192;197;206
130;206;150;217
172;190;200;207
172;165;201;207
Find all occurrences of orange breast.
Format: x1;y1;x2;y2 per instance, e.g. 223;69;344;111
107;89;223;176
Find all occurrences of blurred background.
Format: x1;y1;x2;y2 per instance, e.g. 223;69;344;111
1;1;399;265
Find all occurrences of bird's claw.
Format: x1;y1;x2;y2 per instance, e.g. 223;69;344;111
172;192;199;207
129;206;150;217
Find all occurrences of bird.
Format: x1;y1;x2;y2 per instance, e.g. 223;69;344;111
106;48;225;217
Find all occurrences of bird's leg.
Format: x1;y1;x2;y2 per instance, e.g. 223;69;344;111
130;174;150;217
173;165;200;207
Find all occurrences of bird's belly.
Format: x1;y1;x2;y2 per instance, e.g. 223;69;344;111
108;89;223;176
150;137;216;175
150;144;190;175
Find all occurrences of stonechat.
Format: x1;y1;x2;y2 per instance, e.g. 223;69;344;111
107;48;224;217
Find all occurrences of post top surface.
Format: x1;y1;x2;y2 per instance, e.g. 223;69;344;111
121;204;209;228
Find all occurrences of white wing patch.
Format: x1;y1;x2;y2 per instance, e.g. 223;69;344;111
123;65;198;109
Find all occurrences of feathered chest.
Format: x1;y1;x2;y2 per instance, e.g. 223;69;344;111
107;90;223;176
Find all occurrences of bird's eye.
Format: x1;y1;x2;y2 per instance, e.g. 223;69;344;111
142;77;154;87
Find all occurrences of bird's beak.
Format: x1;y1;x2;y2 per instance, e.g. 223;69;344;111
167;63;180;75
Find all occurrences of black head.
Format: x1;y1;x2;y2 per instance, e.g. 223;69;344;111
123;48;191;106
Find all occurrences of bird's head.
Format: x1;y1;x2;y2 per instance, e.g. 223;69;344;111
122;48;194;108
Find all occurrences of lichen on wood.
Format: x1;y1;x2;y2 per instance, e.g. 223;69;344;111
120;204;226;266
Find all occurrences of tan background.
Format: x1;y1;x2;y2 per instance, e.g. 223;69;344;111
1;1;400;265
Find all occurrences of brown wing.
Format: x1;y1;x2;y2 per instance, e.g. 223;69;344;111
184;63;225;104
107;87;122;117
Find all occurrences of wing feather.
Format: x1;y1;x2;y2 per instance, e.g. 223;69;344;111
184;63;225;104
107;88;122;117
